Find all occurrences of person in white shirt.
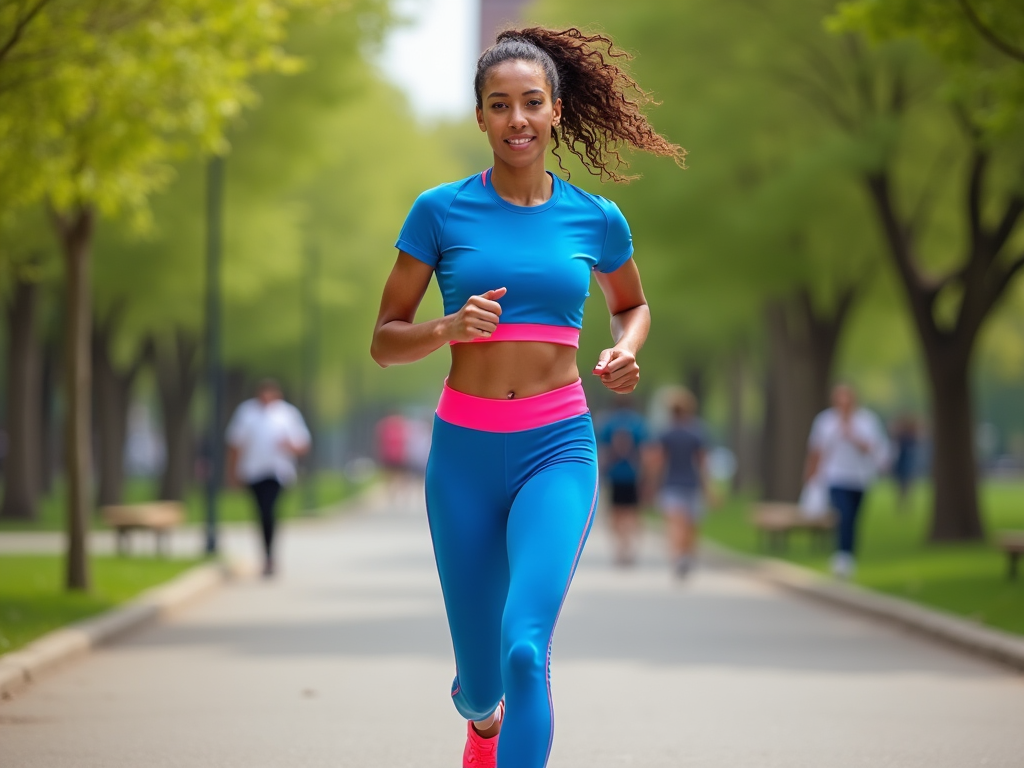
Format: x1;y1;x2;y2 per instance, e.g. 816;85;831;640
226;380;311;576
805;384;889;579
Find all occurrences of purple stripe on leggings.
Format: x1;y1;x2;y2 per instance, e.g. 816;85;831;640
543;472;599;766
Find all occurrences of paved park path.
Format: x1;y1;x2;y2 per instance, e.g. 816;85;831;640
3;489;1024;767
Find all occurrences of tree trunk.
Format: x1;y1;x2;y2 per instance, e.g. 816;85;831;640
727;351;760;493
1;275;41;520
92;319;150;508
925;355;983;541
685;364;706;408
861;171;1010;542
38;335;58;495
52;205;95;592
760;289;856;502
156;329;199;501
761;302;817;502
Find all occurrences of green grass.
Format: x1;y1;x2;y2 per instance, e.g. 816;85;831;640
701;480;1024;636
0;555;201;655
0;471;365;532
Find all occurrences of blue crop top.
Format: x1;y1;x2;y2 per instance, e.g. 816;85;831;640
395;169;633;344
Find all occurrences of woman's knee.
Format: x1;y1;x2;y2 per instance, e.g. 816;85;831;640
503;634;546;684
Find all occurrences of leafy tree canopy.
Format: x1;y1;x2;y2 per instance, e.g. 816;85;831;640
831;0;1024;135
0;0;343;220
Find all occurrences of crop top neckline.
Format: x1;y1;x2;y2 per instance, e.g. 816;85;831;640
481;168;563;215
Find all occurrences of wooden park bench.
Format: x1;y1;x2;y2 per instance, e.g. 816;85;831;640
997;531;1024;581
101;502;185;557
752;502;836;554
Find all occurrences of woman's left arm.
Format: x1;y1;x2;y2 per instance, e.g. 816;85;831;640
593;258;650;394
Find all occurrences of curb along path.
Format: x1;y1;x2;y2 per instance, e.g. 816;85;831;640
0;561;239;700
0;489;377;701
704;541;1024;673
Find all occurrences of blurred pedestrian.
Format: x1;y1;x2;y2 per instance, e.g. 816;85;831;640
370;25;681;768
405;415;432;477
649;388;714;578
226;379;310;577
598;397;649;566
890;414;919;510
376;413;409;501
805;384;889;579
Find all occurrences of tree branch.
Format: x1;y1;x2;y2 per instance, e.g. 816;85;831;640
127;335;155;382
966;149;989;253
957;0;1024;64
992;252;1024;304
991;194;1024;256
842;34;877;117
909;151;954;237
864;171;949;345
772;68;858;130
889;63;908;113
0;0;53;68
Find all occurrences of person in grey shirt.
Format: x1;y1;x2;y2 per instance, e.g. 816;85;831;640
648;388;715;577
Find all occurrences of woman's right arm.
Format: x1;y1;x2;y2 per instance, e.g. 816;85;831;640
370;252;505;367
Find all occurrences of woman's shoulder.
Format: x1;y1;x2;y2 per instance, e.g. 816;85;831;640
557;177;627;219
412;173;483;209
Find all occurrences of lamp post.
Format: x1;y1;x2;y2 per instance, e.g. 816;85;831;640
204;154;225;555
301;239;320;514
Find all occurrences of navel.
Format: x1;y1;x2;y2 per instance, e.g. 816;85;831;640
507;390;516;399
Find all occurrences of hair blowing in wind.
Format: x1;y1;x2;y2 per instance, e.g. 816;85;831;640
477;27;687;182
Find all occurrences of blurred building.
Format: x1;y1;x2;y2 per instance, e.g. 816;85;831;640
479;0;528;51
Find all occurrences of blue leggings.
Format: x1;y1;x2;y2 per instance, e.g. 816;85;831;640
425;412;598;768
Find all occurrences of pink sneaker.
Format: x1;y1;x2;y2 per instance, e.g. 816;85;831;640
462;701;503;767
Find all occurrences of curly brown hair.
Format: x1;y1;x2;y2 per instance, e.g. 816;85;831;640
475;27;686;182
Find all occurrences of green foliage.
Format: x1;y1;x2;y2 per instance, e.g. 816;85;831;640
530;0;897;382
0;0;341;220
91;5;472;415
831;0;1024;135
0;554;201;654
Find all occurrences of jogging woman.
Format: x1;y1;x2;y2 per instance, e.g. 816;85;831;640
371;27;684;768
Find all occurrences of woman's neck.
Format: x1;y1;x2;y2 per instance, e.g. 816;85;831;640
489;156;552;207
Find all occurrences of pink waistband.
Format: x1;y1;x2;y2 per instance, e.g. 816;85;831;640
436;378;589;433
450;323;580;348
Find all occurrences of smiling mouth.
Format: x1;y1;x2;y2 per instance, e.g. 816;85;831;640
505;136;535;146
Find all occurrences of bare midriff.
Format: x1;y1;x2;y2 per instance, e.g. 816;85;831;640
448;342;579;400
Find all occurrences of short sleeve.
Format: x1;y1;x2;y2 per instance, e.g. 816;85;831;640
394;184;456;268
287;405;312;449
225;403;250;447
867;412;891;468
596;198;634;274
808;412;828;450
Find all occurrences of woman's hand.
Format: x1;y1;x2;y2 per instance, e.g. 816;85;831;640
592;347;639;393
446;287;506;342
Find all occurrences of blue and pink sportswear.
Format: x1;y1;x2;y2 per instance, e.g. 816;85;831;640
395;169;634;768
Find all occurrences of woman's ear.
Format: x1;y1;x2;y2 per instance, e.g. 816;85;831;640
476;106;486;132
552;97;563;127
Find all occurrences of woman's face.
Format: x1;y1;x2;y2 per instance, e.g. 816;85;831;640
476;59;562;169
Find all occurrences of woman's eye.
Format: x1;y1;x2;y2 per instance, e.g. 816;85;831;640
491;102;506;109
528;100;542;106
